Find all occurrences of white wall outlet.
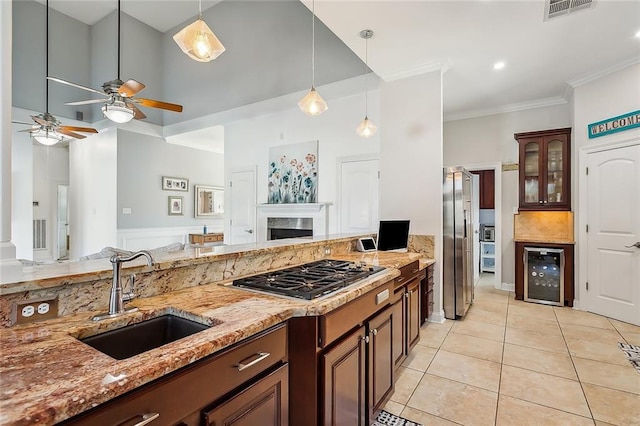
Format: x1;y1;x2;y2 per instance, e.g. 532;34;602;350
12;297;58;325
122;207;132;214
324;247;331;255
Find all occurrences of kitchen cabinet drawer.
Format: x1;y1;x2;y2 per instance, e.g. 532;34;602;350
319;280;394;348
189;233;224;244
394;261;423;290
62;323;287;426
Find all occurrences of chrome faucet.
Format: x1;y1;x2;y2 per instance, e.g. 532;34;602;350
92;250;155;321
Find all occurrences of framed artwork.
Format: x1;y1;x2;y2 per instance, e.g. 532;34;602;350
168;196;183;216
195;185;224;217
268;140;318;204
162;176;189;191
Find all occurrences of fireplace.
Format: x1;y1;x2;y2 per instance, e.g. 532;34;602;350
267;218;313;240
256;203;328;242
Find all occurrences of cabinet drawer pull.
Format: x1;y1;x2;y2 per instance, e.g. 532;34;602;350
133;413;159;426
412;269;420;274
396;276;406;283
236;352;270;372
370;328;378;336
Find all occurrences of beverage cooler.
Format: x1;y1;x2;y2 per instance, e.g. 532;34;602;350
524;247;564;306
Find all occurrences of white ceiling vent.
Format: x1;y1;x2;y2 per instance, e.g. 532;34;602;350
545;0;596;20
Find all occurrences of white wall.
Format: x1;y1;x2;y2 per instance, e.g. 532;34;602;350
379;70;444;319
69;128;118;259
573;62;640;308
444;103;572;285
10;123;33;260
224;90;381;235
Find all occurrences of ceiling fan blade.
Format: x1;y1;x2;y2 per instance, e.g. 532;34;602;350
119;79;146;97
56;129;86;139
19;128;36;133
11;121;33;126
135;98;183;113
127;103;147;120
65;99;108;106
31;116;51;126
59;125;98;134
47;76;106;96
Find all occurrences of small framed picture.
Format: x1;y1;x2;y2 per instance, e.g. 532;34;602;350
168;196;183;216
162;176;189;192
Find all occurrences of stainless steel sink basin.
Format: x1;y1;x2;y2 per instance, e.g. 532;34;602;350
80;314;210;360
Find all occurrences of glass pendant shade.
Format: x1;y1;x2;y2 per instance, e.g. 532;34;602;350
32;128;63;146
298;87;328;116
102;101;135;123
174;19;225;62
356;116;377;138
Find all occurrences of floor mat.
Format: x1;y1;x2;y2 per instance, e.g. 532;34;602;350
372;410;423;426
618;342;640;373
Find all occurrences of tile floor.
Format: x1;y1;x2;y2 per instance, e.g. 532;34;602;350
384;274;640;426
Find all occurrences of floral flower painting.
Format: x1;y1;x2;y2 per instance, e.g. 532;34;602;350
268;141;318;204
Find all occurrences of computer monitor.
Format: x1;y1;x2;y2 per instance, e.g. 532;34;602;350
377;220;410;252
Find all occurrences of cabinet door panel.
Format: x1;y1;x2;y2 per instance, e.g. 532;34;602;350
391;295;406;369
322;327;366;426
368;306;394;419
407;279;420;350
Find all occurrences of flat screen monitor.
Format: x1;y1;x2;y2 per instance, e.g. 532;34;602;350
377;220;410;252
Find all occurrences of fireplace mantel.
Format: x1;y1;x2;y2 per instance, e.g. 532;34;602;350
256;203;330;242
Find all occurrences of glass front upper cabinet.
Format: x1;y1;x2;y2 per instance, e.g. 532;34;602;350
515;128;571;211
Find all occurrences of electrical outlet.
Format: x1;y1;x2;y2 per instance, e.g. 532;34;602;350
12;297;58;325
324;247;331;255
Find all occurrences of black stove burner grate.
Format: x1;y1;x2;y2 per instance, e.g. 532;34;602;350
232;259;385;300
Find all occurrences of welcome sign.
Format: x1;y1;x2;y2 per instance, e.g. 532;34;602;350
588;110;640;139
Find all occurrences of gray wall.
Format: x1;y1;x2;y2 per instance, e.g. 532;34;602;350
117;129;224;228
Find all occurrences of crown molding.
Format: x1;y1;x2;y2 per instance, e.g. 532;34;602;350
444;96;568;122
567;57;640;88
380;61;447;82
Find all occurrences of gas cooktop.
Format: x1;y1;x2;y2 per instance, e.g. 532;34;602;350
232;259;385;300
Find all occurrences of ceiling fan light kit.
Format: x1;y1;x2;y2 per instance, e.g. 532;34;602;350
173;18;225;62
356;29;377;138
299;0;327;116
102;100;135;123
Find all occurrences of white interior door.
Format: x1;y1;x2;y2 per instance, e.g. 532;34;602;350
472;174;480;284
586;144;640;325
339;159;379;233
229;169;256;245
56;185;69;260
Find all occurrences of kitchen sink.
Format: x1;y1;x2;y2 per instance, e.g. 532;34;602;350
80;314;211;360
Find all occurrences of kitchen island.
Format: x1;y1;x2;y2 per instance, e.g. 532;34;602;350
0;235;434;425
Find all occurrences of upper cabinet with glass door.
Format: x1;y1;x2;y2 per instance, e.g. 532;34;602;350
515;128;571;211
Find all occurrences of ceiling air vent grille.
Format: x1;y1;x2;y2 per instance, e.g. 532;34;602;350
545;0;595;20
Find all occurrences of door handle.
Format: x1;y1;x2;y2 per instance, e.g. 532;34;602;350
236;352;270;371
625;242;640;249
245;229;254;234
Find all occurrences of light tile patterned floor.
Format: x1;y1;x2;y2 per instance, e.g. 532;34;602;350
385;274;640;426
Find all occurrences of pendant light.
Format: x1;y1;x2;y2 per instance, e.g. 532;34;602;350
33;0;64;145
174;0;225;62
298;0;327;116
356;29;377;138
102;0;135;123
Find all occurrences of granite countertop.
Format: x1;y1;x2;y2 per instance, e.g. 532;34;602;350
0;252;431;426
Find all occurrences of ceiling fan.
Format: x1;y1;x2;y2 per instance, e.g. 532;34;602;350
48;0;183;124
12;0;98;145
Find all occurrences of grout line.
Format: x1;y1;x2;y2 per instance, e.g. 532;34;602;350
493;292;510;426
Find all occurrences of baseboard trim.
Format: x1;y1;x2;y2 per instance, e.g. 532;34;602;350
501;282;515;292
429;310;446;324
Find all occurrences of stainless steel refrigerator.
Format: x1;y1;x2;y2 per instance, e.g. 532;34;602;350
443;166;475;319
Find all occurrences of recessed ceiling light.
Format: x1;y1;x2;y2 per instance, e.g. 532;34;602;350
493;61;506;70
635;30;640;39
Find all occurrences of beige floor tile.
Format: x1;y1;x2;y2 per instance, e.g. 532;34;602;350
407;374;498;426
427;350;501;392
473;299;509;315
507;301;557;321
622;330;640;346
475;291;510;304
465;306;507;327
500;365;591;417
451;319;505;342
440;331;504;363
503;343;577;380
422;320;454;332
566;337;631;366
390;366;423;405
560;323;625;344
609;318;640;334
583;383;640;426
496;395;594;426
554;308;616;330
573;357;640;395
400;406;459;426
382;400;405;416
507;313;562;336
418;328;449;349
505;327;568;354
401;344;437;372
595;422;617;426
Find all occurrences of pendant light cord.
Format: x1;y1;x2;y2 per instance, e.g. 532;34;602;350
311;0;315;88
364;36;368;117
45;0;49;113
117;0;121;80
198;0;202;19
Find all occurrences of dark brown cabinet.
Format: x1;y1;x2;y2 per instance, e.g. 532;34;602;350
421;264;434;324
515;127;571;211
367;306;394;419
391;261;424;370
515;241;574;307
407;279;420;351
391;292;406;368
471;170;495;209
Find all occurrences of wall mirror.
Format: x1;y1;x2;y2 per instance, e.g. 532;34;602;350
195;185;224;217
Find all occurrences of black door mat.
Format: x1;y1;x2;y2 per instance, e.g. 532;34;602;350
618;342;640;373
372;410;423;426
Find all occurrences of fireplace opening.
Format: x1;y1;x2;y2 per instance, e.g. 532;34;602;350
267;218;313;241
